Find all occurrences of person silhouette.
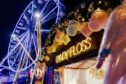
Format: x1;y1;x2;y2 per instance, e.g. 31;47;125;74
96;0;126;84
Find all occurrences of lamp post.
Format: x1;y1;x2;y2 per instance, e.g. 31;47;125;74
30;12;43;84
36;12;42;61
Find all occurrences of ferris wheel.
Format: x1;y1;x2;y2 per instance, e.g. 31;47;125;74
0;0;64;74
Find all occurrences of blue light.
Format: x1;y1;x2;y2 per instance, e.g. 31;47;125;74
0;0;65;80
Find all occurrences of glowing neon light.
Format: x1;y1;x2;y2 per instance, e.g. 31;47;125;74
0;0;65;79
40;6;58;22
35;12;41;18
14;35;36;64
56;37;93;63
40;0;49;15
34;29;50;32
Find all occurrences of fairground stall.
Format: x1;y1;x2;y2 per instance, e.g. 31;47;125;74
42;0;122;84
0;0;121;83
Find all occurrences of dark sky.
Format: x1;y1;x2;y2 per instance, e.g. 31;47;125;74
0;0;31;60
0;0;82;60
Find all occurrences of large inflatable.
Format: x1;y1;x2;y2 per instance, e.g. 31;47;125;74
97;1;126;84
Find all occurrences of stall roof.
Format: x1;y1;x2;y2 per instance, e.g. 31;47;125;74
64;57;97;69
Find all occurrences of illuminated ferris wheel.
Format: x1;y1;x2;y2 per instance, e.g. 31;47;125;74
0;0;64;74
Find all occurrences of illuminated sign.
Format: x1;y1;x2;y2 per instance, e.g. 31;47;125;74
55;37;96;63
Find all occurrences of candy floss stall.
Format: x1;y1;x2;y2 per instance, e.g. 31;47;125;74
42;1;118;83
44;29;105;84
51;31;107;84
55;57;110;84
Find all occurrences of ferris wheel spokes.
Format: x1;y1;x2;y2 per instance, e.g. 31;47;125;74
0;33;27;67
40;6;58;22
40;0;49;15
13;35;36;65
0;0;65;76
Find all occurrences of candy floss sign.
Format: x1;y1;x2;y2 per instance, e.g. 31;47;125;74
55;37;97;63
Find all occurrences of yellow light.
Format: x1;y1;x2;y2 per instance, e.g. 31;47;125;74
55;37;93;63
62;34;71;45
44;56;50;62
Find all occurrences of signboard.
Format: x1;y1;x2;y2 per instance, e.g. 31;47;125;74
55;37;97;64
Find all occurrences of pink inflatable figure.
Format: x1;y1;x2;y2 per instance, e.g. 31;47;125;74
97;0;126;84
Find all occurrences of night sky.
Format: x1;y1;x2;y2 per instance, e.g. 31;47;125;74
0;0;31;60
0;0;82;61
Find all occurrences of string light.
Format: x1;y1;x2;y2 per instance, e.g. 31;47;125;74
44;0;122;56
